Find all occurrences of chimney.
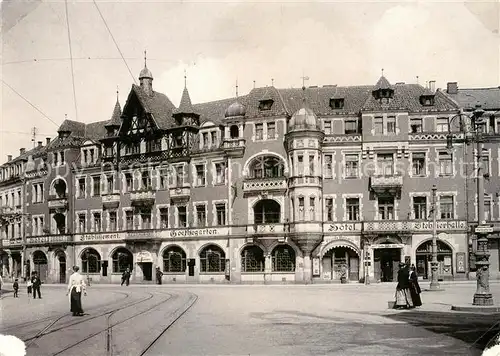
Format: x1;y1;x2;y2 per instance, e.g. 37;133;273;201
20;148;25;155
38;141;43;148
7;155;12;162
429;80;436;92
46;137;51;145
447;82;458;94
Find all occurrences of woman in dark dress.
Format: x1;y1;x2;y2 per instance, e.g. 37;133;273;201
394;262;413;309
409;264;422;307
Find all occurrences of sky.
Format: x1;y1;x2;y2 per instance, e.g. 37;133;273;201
1;0;499;161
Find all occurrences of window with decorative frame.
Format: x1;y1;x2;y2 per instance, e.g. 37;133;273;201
92;176;101;196
255;123;264;140
215;203;226;225
413;196;427;220
81;248;101;274
309;197;315;220
109;211;117;231
439;195;454;219
215;162;225;185
93;212;101;232
159;207;168;229
345;119;358;134
271;245;295;272
436;118;449;132
78;178;86;198
125;210;133;230
386;116;396;134
196;204;207;227
241;245;265;272
410;118;423;133
324;154;333;178
438;151;453;176
163;246;187;273
267;122;276;139
200;245;225;273
195;164;206;187
377;197;394;220
323;120;332;134
374;117;383;134
298;197;305;221
177;206;187;227
112;248;133;273
346;198;360;221
78;213;86;233
345;154;359;178
412;153;426;176
325;198;334;221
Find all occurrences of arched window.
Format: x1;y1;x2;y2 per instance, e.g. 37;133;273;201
52;178;67;198
200;245;225;273
230;125;239;139
33;250;47;265
249;156;285;179
241;245;265;272
254;199;280;224
81;248;101;274
112;248;133;273
272;245;295;272
163;246;187;273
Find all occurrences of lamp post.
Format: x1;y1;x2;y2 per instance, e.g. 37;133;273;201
446;106;494;306
429;185;441;290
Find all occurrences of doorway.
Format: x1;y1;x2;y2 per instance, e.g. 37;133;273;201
374;248;401;282
139;262;153;281
58;253;66;283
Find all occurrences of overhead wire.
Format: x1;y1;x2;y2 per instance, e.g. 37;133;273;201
1;79;59;127
64;0;79;121
2;57;176;66
92;0;138;85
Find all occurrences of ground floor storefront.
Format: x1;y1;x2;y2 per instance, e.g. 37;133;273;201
3;226;500;284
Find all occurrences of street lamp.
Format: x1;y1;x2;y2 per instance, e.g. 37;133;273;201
428;185;441;291
446;106;494;306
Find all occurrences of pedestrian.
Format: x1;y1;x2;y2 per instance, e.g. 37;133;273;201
121;268;131;286
409;264;422;307
27;278;32;296
13;278;19;298
31;272;42;299
393;262;413;309
156;267;163;285
0;275;3;291
66;266;86;317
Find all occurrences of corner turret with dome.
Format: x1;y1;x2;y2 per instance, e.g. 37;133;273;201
139;51;154;96
287;87;321;133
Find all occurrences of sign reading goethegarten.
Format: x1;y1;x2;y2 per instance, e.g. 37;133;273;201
168;228;226;238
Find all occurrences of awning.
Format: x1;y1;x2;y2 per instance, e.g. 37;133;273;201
321;240;360;257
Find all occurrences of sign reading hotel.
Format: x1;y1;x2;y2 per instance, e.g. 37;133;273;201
74;227;229;242
326;223;362;233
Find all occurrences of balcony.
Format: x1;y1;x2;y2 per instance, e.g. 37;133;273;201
169;186;191;204
370;174;403;196
47;196;68;209
223;138;245;157
247;223;286;235
102;193;120;209
243;177;287;196
119;150;169;165
130;190;155;207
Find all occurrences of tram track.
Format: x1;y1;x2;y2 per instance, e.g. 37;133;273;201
2;290;131;333
23;291;155;345
48;290;176;356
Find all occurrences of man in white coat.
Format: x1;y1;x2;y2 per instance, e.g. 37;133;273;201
66;266;86;316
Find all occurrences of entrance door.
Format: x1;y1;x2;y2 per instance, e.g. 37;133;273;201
140;262;153;281
374;248;401;282
59;255;66;283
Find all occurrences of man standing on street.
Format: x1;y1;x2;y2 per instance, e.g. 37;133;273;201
121;268;131;286
31;271;42;299
156;267;163;285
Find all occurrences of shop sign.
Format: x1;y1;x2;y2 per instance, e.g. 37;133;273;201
326;223;362;233
412;220;467;231
312;258;320;276
126;231;158;240
137;251;154;263
27;235;70;244
167;227;229;238
371;243;403;249
76;233;122;242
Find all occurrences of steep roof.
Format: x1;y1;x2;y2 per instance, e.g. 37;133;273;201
374;76;393;90
106;100;122;127
127;84;176;129
194;97;238;125
173;87;199;116
446;87;500;111
58;119;85;135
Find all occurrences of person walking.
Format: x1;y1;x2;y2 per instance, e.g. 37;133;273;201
31;272;42;299
27;278;32;296
13;279;19;298
121;268;131;286
409;264;422;307
67;266;86;317
393;262;413;309
156;267;163;285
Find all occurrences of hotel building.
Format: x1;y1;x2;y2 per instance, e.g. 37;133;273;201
1;66;499;284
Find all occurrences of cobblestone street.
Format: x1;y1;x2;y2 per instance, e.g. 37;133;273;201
1;282;499;355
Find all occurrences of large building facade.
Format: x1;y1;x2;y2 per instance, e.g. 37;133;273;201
1;67;499;284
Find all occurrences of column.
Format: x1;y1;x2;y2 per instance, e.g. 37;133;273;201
8;252;13;278
264;254;272;283
303;254;312;284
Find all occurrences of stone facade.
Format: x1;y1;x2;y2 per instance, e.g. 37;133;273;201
1;71;500;284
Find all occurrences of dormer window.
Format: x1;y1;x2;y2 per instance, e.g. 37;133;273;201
373;88;394;101
259;99;274;111
330;98;345;110
420;95;435;106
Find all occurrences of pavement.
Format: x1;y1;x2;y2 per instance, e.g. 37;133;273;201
0;282;499;356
